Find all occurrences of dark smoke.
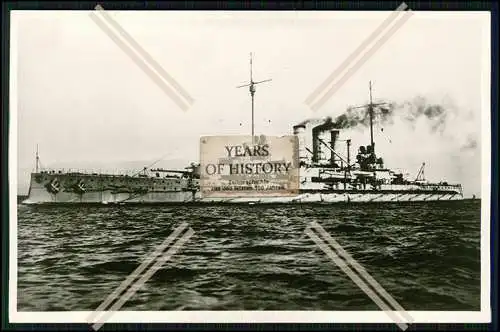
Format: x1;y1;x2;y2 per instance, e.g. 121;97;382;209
333;105;394;129
312;116;335;133
400;96;449;134
299;96;455;134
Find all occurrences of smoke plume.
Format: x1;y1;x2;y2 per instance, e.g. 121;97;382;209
297;95;480;155
298;96;458;134
335;96;451;133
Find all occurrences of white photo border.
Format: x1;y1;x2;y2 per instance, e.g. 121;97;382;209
8;9;493;325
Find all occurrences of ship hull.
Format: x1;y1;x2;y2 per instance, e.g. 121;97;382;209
21;172;463;205
21;192;463;205
23;187;195;204
194;192;463;204
22;172;196;205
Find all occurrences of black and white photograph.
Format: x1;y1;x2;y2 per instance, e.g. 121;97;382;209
8;4;492;328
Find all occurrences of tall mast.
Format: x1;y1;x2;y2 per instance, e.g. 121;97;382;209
237;53;272;142
351;81;389;162
369;81;374;154
250;53;255;139
36;144;39;173
346;139;351;172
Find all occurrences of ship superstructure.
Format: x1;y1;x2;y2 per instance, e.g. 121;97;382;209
199;81;463;203
286;119;463;203
279;81;464;203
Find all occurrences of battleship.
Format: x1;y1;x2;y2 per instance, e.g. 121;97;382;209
22;128;463;204
21;55;463;204
21;98;464;204
21;125;463;204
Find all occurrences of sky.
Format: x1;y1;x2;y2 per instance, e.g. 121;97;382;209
12;10;490;197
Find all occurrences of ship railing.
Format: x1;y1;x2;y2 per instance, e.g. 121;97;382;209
37;168;191;180
38;168;142;177
380;184;462;192
417;183;462;191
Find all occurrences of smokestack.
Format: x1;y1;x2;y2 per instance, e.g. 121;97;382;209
293;124;307;164
312;131;320;163
312;117;336;163
330;130;339;165
347;139;351;171
293;124;306;133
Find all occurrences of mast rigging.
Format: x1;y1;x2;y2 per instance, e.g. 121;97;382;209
351;81;389;159
36;144;39;173
236;52;272;142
